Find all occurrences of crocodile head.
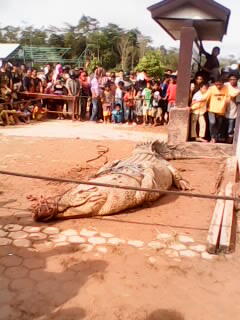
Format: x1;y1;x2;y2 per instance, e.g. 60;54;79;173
135;140;230;160
134;140;178;159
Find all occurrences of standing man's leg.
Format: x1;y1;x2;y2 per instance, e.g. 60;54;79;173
97;100;103;122
75;97;80;120
81;97;87;120
123;103;128;123
90;98;98;121
208;112;217;142
198;114;206;139
227;119;236;138
125;107;130;123
225;118;235;143
216;115;225;142
190;113;198;139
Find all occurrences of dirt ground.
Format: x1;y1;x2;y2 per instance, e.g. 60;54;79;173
0;122;240;320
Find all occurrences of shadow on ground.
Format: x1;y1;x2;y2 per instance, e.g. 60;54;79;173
0;243;108;320
147;309;185;320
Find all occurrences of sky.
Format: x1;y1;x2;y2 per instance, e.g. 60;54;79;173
0;0;239;59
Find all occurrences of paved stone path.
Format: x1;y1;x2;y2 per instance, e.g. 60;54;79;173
0;224;216;261
0;222;219;319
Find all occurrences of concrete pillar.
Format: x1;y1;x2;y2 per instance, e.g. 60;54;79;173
168;26;197;144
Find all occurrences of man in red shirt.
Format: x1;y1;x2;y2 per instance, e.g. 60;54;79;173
164;76;177;124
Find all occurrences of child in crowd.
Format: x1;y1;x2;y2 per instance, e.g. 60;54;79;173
190;83;208;142
152;83;162;126
19;102;32;123
115;81;125;108
102;85;114;123
124;86;136;125
0;87;19;125
142;81;152;125
135;89;143;124
32;102;47;121
0;80;12;101
112;103;123;124
165;77;177;124
0;103;10;125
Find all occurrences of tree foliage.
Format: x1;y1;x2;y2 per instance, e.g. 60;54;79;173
136;51;164;78
0;15;179;73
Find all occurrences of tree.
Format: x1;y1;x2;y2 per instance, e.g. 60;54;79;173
76;15;99;35
220;54;239;67
116;30;140;71
1;26;20;42
138;35;152;59
0;18;167;72
31;29;47;46
48;33;65;47
136;51;164;77
162;47;178;70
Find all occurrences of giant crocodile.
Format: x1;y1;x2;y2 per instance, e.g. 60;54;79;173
32;140;229;222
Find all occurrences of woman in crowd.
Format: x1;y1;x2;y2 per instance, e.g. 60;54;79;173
189;74;205;104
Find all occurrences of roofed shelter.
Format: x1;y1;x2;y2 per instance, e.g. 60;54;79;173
0;43;88;67
148;0;231;143
0;43;21;66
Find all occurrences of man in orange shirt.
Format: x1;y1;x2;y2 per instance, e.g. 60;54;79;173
203;78;240;143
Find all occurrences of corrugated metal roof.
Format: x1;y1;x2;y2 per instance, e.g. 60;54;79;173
0;43;20;59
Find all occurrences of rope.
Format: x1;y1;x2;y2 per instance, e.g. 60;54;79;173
0;170;239;202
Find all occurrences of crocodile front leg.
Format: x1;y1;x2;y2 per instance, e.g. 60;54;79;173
166;164;192;191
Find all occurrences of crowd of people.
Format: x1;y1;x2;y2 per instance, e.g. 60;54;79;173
0;46;240;144
189;73;240;144
0;62;177;127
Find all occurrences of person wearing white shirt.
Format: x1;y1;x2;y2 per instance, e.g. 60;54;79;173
189;84;208;142
115;70;124;86
224;74;240;143
115;81;124;108
90;74;100;121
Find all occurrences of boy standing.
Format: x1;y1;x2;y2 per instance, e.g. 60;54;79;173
152;83;162;126
124;86;135;124
142;82;152;125
102;85;114;124
115;81;125;109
